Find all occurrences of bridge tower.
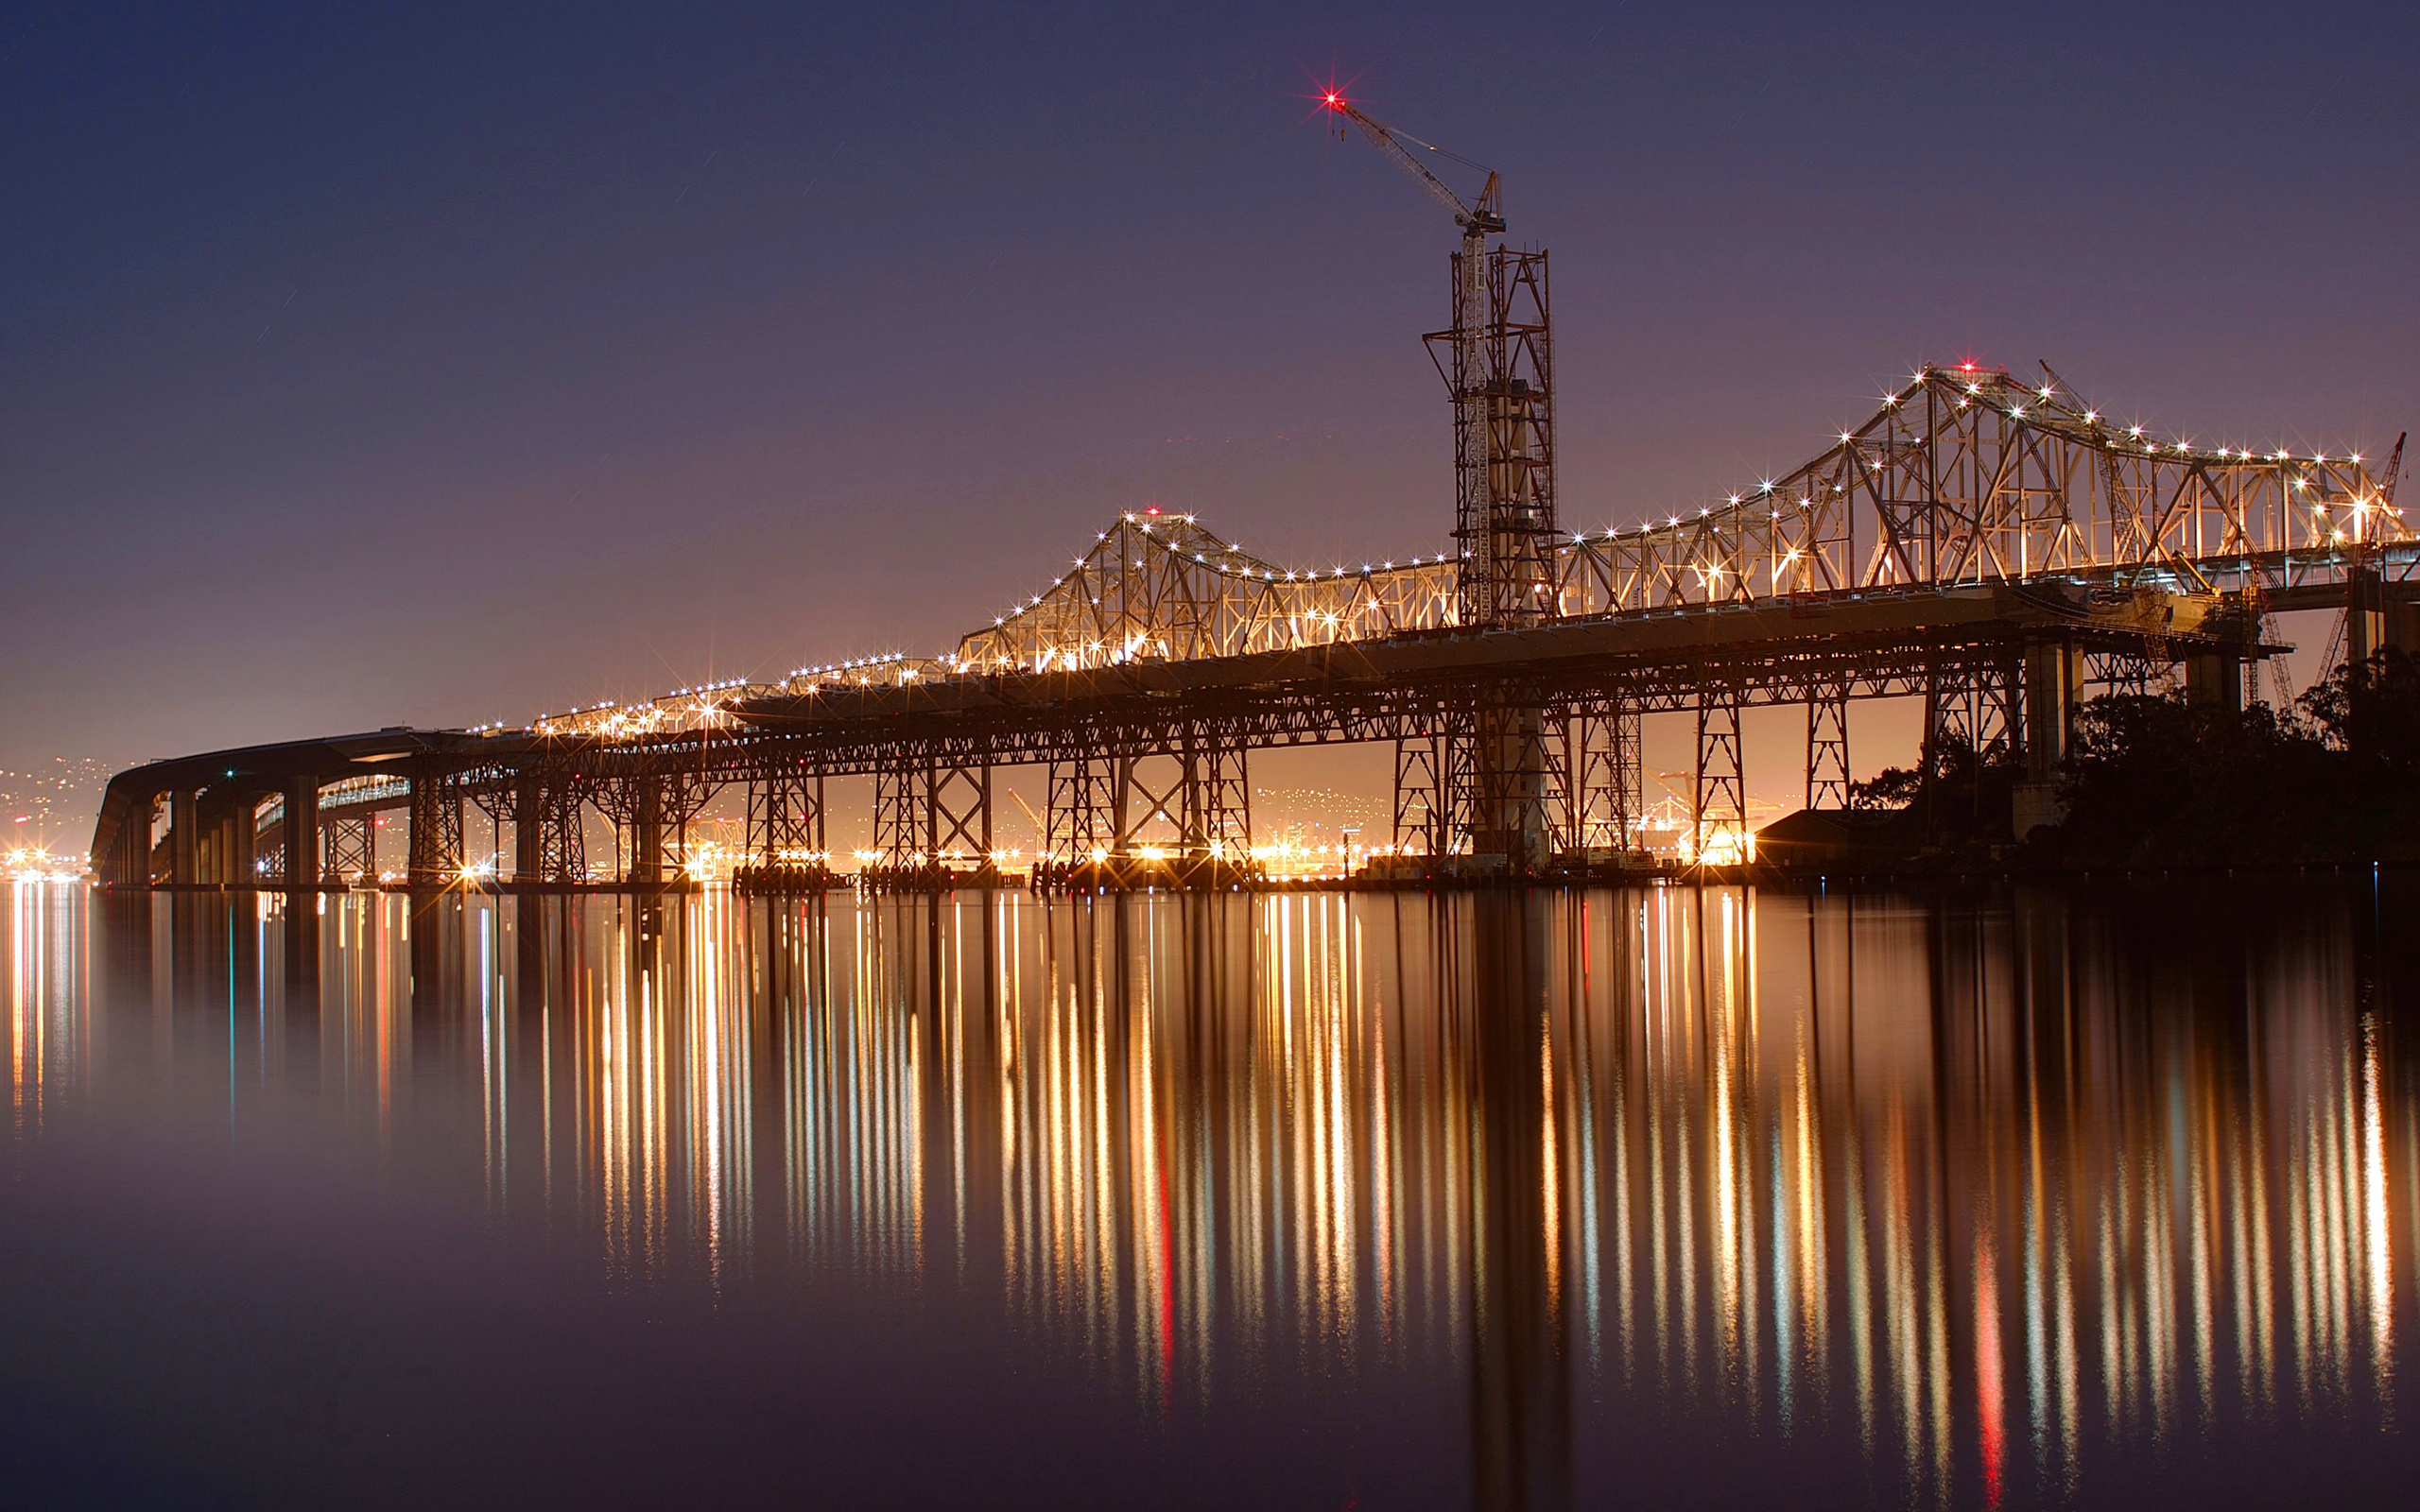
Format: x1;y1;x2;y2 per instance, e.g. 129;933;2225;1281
1439;252;1558;868
1329;92;1559;870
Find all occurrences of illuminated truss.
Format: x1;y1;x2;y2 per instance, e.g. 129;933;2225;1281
953;510;1460;670
491;363;2405;738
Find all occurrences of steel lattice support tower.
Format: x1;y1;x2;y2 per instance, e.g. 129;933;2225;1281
1806;682;1852;810
1564;703;1641;852
1046;754;1118;867
1392;730;1452;856
325;815;375;882
928;759;993;865
538;779;587;883
1431;247;1556;629
747;765;825;867
1693;684;1746;862
874;761;924;866
406;770;464;885
1191;734;1253;859
1425;247;1558;868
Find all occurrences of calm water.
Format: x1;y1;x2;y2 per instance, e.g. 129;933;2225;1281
3;880;2415;1508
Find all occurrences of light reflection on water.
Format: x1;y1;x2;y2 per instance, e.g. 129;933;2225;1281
3;879;2414;1507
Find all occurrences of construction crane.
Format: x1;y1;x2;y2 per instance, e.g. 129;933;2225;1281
1321;89;1553;636
1322;89;1561;868
1322;92;1504;244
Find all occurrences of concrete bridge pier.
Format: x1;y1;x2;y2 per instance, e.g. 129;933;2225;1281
2345;565;2420;669
169;790;199;884
112;795;157;885
512;775;545;882
201;795;253;885
2184;649;2244;713
1471;694;1552;871
283;776;320;887
2014;639;2084;836
625;775;666;886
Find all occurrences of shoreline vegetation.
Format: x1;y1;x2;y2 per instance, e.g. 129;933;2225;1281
1760;650;2420;874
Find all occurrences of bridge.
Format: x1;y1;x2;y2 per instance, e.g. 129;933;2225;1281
90;359;2410;891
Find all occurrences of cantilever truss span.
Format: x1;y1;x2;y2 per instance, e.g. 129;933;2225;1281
955;363;2404;675
91;363;2413;886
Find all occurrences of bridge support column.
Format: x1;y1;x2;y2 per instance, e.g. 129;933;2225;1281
2389;588;2420;656
625;775;665;886
326;815;375;884
513;775;545;882
1806;683;1851;810
745;765;823;884
1392;729;1454;858
2184;650;2243;714
167;792;195;885
876;752;993;884
2348;564;2387;671
283;776;320;888
1921;660;2019;833
114;796;157;885
1045;754;1119;876
2014;640;2084;837
1692;683;1746;865
1181;726;1251;866
1559;701;1640;857
1472;690;1551;872
928;759;994;874
873;761;925;874
406;772;465;887
208;799;253;885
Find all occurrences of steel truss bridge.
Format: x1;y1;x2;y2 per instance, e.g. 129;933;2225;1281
92;363;2411;890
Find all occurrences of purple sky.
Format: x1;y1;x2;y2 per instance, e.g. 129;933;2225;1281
8;2;2415;813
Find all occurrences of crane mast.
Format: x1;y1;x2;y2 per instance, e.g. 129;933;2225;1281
1325;91;1560;869
1322;93;1554;630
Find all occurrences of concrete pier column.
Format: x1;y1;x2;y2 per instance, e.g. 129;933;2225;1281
2386;582;2420;657
513;775;544;882
115;797;156;885
283;776;320;888
2348;564;2386;671
170;790;199;885
627;776;665;885
2184;651;2243;713
2014;640;2084;836
1473;692;1551;871
225;800;256;884
201;800;250;885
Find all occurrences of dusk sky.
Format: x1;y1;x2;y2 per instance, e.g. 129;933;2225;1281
9;2;2417;802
